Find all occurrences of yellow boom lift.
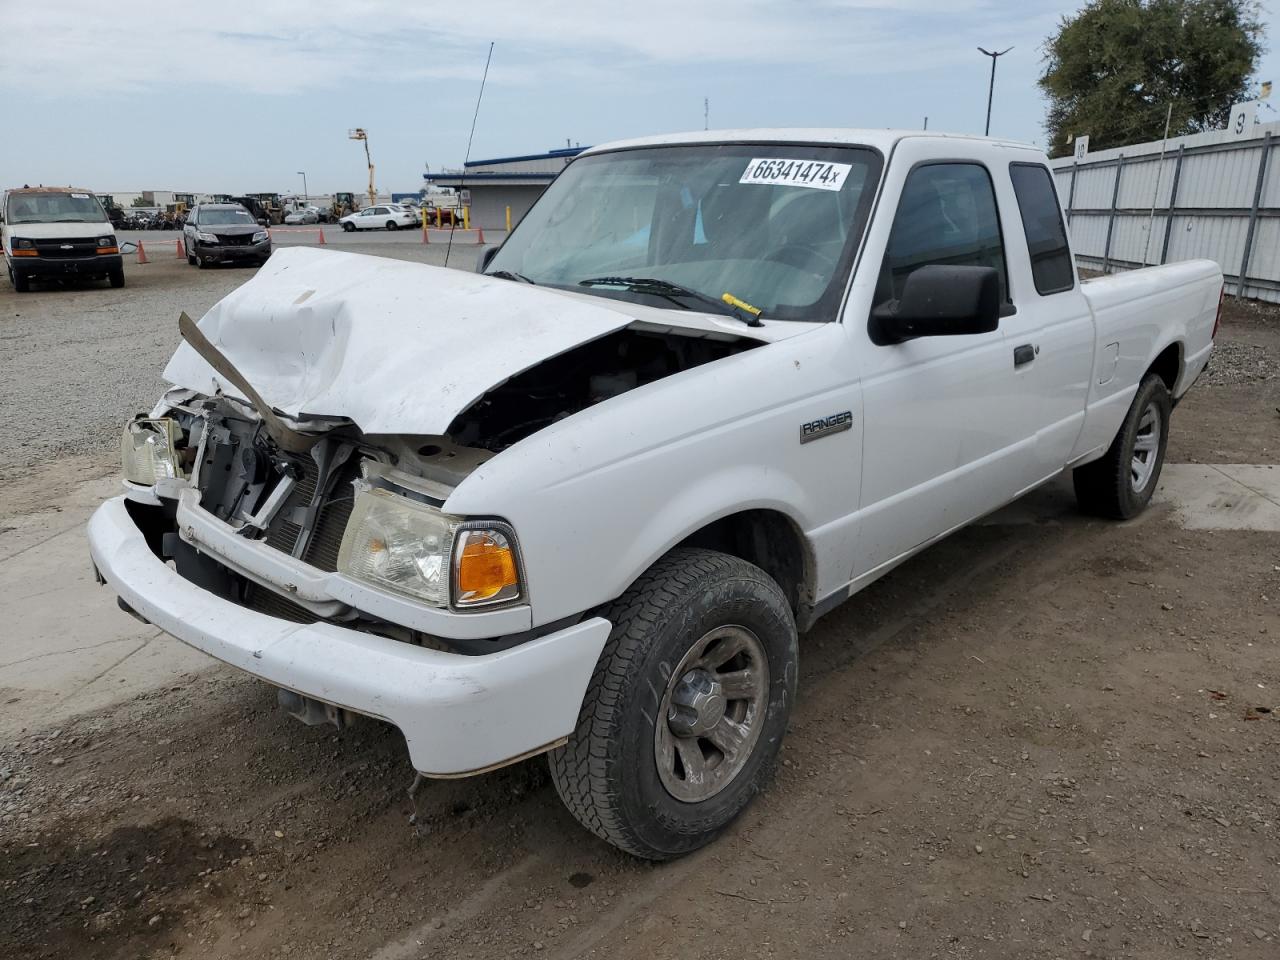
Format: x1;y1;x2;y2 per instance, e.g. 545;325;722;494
348;128;377;209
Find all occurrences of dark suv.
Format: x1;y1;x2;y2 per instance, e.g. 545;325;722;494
183;204;272;268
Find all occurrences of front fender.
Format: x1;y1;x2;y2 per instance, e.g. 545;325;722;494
445;324;863;627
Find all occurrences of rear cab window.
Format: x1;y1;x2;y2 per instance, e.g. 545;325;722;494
1008;163;1075;295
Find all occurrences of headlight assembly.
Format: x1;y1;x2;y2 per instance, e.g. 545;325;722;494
121;418;182;485
253;231;269;243
196;231;218;243
338;487;460;606
336;485;523;609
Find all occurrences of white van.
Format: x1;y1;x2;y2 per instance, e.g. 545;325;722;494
2;187;124;291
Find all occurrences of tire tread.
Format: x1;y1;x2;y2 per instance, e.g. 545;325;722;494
548;548;784;858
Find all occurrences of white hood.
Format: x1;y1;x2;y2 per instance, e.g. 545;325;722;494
163;247;812;436
163;247;650;435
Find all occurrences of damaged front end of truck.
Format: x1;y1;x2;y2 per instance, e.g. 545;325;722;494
92;247;768;775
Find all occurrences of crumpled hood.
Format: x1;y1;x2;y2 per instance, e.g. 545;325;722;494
162;246;642;435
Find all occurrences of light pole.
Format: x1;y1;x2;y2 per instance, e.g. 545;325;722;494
297;171;308;203
977;46;1013;136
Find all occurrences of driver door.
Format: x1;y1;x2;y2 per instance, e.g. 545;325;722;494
853;145;1030;577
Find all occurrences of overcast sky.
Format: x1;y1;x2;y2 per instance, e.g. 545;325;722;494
3;1;1278;195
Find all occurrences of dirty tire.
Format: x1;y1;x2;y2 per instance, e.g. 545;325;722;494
548;547;797;860
1073;373;1171;520
109;267;125;288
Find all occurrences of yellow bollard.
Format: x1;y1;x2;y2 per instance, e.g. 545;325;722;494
463;206;470;231
436;207;442;228
505;205;511;232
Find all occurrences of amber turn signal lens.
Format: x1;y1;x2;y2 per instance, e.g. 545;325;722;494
455;531;519;605
96;246;119;255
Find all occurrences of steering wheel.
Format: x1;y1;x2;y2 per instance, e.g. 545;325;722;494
765;243;838;274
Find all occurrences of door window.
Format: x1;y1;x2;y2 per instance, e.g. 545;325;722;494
876;162;1008;310
1009;163;1074;294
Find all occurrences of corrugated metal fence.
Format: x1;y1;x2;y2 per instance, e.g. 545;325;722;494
1051;120;1280;301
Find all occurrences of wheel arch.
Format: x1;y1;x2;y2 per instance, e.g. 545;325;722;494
1146;340;1182;393
674;508;816;627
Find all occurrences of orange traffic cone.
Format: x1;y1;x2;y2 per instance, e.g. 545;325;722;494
136;241;148;264
476;226;485;245
176;237;186;259
318;227;326;245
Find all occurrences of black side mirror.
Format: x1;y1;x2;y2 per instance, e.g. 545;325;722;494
476;245;500;273
870;264;1000;345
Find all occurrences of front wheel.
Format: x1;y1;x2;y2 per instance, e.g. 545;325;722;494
549;548;797;860
108;267;125;288
1073;373;1172;519
11;267;30;292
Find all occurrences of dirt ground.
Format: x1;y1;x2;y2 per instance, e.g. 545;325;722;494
1;277;1278;959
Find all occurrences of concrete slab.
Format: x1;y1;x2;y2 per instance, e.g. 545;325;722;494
1154;463;1280;531
0;478;216;739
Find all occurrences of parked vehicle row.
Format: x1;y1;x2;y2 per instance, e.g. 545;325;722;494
117;211;185;230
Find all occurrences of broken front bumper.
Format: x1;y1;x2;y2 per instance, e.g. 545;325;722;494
87;495;610;776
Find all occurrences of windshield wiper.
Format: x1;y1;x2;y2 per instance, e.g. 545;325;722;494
577;276;763;327
487;269;536;285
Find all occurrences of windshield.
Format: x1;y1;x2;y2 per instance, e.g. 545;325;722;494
200;208;255;225
487;143;881;321
7;191;108;224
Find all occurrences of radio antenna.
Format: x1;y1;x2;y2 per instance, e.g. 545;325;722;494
445;41;494;267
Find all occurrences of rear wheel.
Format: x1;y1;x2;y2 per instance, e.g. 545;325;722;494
342;222;355;233
548;548;797;860
1073;373;1171;519
385;220;398;231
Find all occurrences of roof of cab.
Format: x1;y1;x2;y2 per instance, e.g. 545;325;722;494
582;128;1038;156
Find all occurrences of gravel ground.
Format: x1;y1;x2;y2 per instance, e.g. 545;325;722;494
2;489;1277;960
0;238;496;484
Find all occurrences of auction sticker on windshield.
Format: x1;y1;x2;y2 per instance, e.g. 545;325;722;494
740;159;852;192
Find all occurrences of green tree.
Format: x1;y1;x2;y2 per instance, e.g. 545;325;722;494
1040;0;1264;157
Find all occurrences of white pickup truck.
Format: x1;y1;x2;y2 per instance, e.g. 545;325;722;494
89;129;1221;859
